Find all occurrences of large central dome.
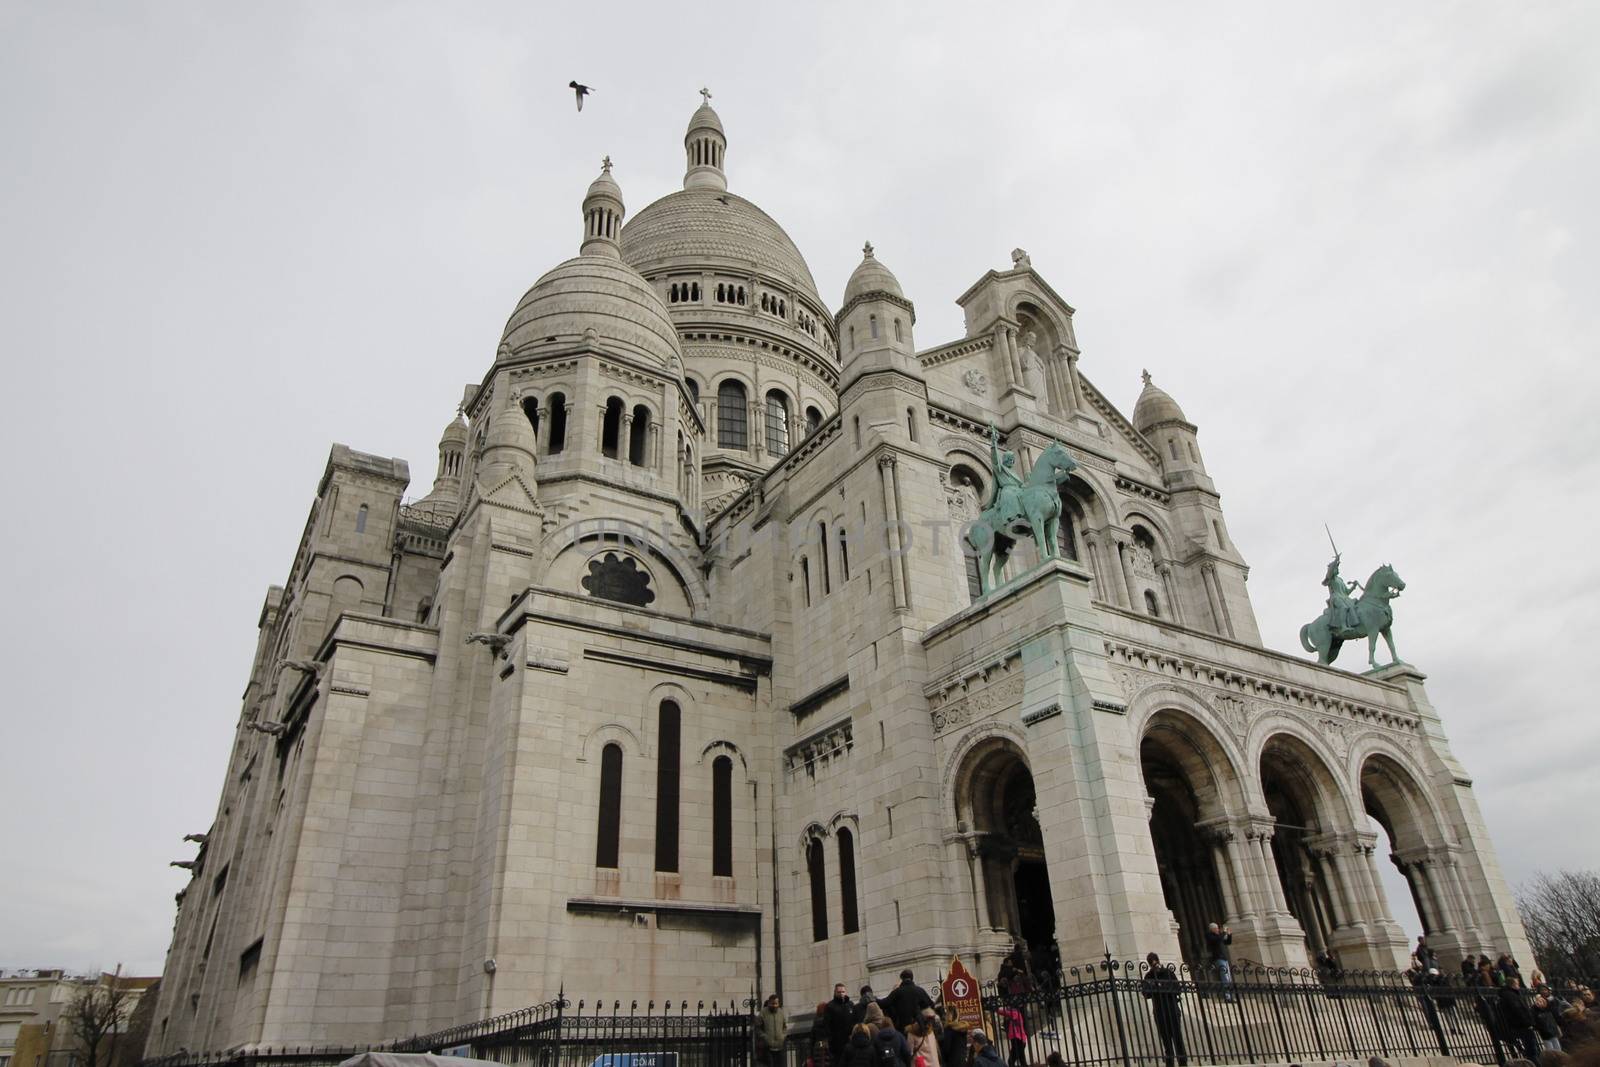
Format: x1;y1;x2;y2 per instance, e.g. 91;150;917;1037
621;189;821;304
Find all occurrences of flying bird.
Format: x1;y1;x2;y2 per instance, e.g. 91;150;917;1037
569;81;594;112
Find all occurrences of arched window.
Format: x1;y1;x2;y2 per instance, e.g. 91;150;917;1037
849;325;855;351
687;379;700;406
1168;439;1180;461
1188;441;1199;463
894;318;902;341
737;286;746;305
1145;590;1161;618
799;557;811;607
717;283;726;303
521;394;540;433
690;282;700;301
547;393;568;454
805;406;822;437
818;521;831;595
906;407;918;442
654;701;681;873
869;314;879;339
669;283;678;303
765;390;790;456
629;404;650;466
717;380;748;450
355;504;368;533
761;294;770;311
807;837;828;941
712;755;733;877
838;827;860;935
595;743;622;868
838;527;850;582
601;397;624;459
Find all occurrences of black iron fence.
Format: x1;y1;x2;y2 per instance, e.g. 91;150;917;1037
142;995;756;1067
140;967;1599;1067
969;958;1594;1067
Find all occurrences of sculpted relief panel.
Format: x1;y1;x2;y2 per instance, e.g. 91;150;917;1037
928;654;1025;735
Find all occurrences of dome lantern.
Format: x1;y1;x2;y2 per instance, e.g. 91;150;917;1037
581;156;625;258
683;88;728;193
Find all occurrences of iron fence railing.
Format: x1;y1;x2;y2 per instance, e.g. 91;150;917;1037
970;957;1595;1067
139;966;1600;1067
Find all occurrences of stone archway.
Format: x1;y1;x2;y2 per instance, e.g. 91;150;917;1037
1139;711;1242;970
958;739;1057;968
1258;734;1350;958
1361;752;1477;959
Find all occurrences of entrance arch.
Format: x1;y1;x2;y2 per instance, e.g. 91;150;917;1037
1140;710;1242;969
957;740;1057;966
1361;752;1465;945
1258;733;1349;956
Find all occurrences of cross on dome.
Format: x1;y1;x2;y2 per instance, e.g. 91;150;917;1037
601;155;612;173
699;87;712;105
863;241;875;258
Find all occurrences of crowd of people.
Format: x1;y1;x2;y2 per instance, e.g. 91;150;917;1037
754;935;1600;1067
758;969;1015;1067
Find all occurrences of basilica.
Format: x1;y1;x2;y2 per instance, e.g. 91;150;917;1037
146;94;1530;1053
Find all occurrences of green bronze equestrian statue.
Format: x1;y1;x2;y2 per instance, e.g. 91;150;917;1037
964;424;1080;595
1300;554;1406;670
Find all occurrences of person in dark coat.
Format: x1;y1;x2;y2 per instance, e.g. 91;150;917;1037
1141;953;1189;1067
1501;977;1543;1061
936;1009;968;1067
857;986;883;1023
827;984;861;1063
884;971;936;1031
840;1025;878;1067
870;1020;912;1067
1205;923;1234;1001
969;1031;1003;1067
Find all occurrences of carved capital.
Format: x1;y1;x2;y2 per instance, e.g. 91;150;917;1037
877;452;898;470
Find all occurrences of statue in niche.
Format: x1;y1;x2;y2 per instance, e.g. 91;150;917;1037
1018;330;1044;396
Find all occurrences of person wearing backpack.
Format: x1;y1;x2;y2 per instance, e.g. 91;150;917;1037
872;1019;913;1067
841;1025;878;1067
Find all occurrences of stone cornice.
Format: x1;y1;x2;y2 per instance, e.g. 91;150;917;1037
917;335;994;369
1105;635;1421;732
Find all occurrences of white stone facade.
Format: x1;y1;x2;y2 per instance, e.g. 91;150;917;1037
145;96;1530;1055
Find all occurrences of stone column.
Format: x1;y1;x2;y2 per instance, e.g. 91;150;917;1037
1201;562;1235;637
1206;829;1243;922
1158;563;1186;624
536;405;551;454
1004;326;1024;387
992;325;1016;390
650;420;664;474
1253;828;1291;916
1117;537;1141;609
1065;349;1087;412
879;454;909;612
619;409;634;462
1051;345;1076;414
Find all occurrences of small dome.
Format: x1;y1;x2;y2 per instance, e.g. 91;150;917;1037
842;241;903;305
688;101;724;137
499;255;684;370
586;165;623;205
484;398;537;458
1132;369;1189;432
440;412;468;444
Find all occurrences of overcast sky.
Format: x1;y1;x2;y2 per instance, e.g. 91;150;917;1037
2;2;1597;976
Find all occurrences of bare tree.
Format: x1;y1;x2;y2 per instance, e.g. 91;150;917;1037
1518;868;1600;977
63;969;133;1067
